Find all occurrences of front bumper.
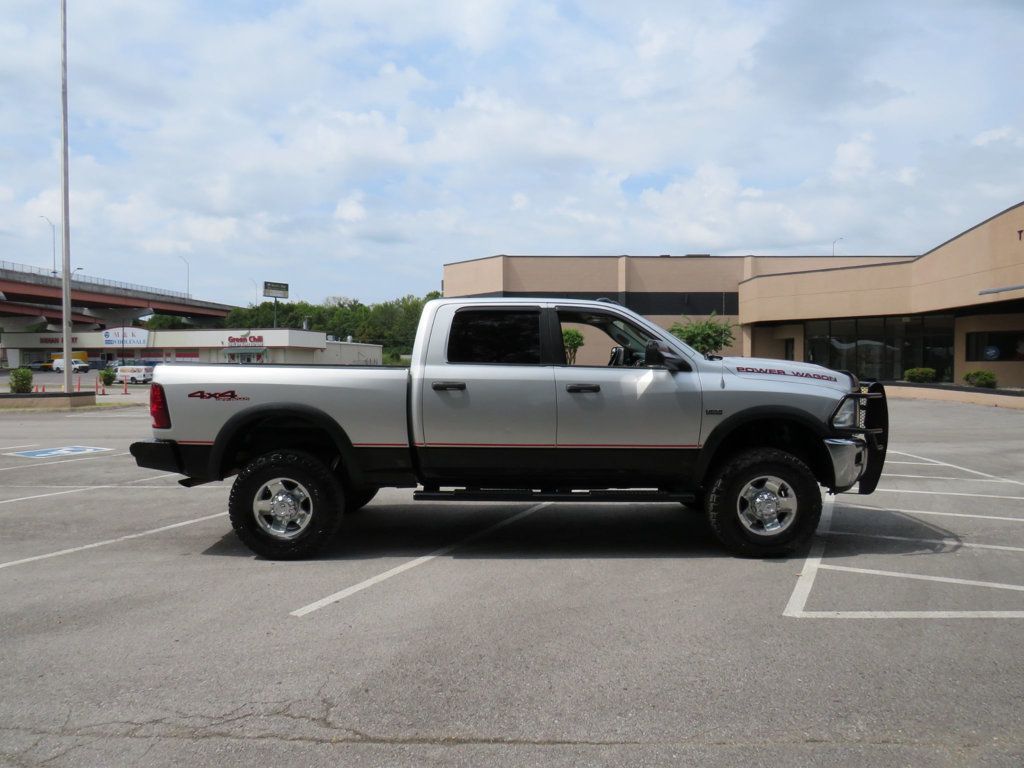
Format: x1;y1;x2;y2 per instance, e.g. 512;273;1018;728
825;437;867;492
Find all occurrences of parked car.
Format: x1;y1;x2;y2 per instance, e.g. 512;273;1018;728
132;297;888;560
52;359;89;373
27;361;52;371
114;365;154;384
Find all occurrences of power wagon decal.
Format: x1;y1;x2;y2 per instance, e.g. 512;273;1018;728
735;366;839;383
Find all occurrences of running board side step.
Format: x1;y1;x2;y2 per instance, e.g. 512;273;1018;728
414;489;696;503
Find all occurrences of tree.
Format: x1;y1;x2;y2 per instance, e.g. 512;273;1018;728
669;312;735;356
562;328;585;365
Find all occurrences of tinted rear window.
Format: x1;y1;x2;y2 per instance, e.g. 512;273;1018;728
447;310;541;364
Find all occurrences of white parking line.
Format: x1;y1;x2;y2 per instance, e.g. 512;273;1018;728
828;530;1024;554
882;474;1013;483
782;495;833;618
0;451;130;472
0;513;227;571
874;488;1024;501
291;502;551;618
838;501;1024;524
0;444;38;450
794;610;1024;619
889;450;1024;487
0;488;89;507
885;460;943;466
817;564;1024;593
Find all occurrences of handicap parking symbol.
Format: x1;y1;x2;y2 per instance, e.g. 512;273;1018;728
5;446;112;459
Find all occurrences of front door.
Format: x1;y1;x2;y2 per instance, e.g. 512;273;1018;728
553;307;703;487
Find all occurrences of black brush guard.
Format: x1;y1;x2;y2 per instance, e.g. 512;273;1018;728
856;381;888;494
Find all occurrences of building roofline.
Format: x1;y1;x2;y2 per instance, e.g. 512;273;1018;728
443;253;911;267
739;199;1024;286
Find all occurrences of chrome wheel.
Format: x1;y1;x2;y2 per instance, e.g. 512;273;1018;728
252;477;314;540
736;475;797;536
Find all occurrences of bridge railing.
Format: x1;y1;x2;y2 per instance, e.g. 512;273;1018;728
0;260;190;300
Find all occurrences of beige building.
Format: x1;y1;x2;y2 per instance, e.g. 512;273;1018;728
444;201;1024;387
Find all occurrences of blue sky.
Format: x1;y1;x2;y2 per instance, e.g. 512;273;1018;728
2;0;1022;306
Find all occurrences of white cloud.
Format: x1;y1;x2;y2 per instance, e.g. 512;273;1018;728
334;192;367;223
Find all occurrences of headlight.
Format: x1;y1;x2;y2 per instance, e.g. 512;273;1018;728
831;397;858;429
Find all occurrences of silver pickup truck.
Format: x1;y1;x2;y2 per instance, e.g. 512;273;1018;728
131;297;887;559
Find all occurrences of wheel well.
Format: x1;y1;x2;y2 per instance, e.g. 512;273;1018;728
218;416;350;484
701;418;832;489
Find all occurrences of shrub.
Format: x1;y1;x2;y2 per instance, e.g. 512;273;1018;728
9;367;32;394
963;370;997;389
903;367;936;383
669;312;736;356
99;368;116;386
562;328;585;365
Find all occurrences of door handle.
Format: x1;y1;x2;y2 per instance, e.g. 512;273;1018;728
432;381;467;391
566;383;601;393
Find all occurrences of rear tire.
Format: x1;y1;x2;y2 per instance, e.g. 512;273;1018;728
706;448;821;557
229;450;344;559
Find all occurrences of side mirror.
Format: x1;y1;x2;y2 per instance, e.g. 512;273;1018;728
646;340;689;372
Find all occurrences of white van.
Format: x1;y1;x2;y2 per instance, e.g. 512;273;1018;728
114;365;154;384
52;358;89;373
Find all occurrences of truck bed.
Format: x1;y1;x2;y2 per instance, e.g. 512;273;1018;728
153;363;411;449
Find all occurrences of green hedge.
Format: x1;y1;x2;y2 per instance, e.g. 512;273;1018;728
99;368;116;386
963;370;997;389
9;367;32;394
903;367;936;383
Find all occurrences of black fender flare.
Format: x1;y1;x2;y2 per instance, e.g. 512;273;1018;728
697;406;833;486
209;403;361;484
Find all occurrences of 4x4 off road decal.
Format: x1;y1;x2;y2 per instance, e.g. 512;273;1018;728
187;390;251;401
735;366;839;383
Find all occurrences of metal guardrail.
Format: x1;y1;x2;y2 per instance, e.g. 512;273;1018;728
0;259;190;300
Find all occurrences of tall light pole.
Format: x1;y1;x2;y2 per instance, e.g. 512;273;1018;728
832;237;844;257
39;215;57;275
59;0;73;395
177;254;190;297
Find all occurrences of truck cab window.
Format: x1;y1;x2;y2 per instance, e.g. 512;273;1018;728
557;309;657;367
447;310;542;364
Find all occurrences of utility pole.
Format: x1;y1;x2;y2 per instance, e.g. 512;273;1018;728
59;0;73;395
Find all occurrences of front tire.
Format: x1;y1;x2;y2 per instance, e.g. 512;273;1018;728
229;450;344;559
706;448;821;557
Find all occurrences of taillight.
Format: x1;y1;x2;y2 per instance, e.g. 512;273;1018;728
150;384;171;429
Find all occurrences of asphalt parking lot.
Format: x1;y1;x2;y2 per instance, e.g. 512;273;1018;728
0;399;1022;767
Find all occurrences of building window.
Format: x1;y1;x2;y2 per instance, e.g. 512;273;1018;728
966;330;1024;361
447;309;541;364
783;338;795;361
803;314;953;381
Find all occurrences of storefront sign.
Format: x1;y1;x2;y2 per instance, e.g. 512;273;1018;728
226;334;265;346
103;327;150;347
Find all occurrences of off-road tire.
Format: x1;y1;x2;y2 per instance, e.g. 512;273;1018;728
706;448;821;557
345;486;378;513
229;450;344;559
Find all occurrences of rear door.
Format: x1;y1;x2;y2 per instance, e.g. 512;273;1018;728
418;306;557;483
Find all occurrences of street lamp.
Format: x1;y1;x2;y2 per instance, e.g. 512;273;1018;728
832;237;844;256
39;215;57;275
177;254;190;297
